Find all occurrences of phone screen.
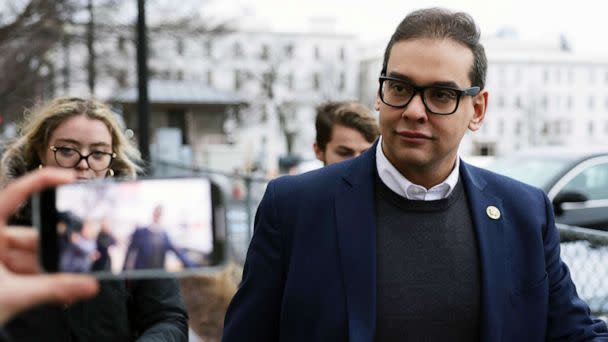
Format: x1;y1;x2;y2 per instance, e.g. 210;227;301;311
37;177;224;278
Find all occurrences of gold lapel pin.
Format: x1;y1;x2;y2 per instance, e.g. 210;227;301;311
486;206;501;220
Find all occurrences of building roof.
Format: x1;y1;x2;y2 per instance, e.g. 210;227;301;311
113;80;245;106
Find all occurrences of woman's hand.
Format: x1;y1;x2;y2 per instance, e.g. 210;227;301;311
0;168;99;324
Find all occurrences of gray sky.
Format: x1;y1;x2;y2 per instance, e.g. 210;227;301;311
208;0;607;54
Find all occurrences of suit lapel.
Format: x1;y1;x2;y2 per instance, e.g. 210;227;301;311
460;162;507;342
333;151;508;341
335;146;378;342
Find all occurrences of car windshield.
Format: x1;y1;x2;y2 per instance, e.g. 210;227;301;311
485;156;571;189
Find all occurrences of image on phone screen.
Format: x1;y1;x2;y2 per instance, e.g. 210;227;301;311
50;177;218;277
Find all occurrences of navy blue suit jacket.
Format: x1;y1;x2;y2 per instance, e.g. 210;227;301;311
223;144;608;341
124;227;194;270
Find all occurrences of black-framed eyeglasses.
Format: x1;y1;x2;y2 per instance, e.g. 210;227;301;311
49;146;116;171
378;76;481;115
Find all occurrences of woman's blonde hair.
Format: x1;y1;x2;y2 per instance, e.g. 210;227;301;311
6;96;142;178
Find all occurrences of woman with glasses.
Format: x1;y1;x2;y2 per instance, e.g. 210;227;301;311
0;97;188;341
0;97;140;222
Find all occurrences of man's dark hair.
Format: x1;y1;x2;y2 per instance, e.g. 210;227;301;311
315;101;379;151
381;8;487;89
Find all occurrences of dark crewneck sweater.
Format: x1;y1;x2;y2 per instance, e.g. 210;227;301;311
375;174;480;341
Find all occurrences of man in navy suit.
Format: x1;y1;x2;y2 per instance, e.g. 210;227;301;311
124;205;194;270
223;8;608;341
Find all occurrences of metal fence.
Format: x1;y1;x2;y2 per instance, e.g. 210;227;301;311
558;224;608;316
152;160;608;317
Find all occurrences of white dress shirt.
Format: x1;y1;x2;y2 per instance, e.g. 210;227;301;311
375;137;460;201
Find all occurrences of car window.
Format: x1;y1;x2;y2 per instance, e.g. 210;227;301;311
561;163;608;200
485;157;569;189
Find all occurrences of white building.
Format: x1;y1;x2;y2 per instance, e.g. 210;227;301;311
358;33;608;156
51;21;360;174
165;29;360;173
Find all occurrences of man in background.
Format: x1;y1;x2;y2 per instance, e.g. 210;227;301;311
313;101;379;165
124;205;194;270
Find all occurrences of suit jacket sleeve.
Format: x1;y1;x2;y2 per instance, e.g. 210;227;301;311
541;190;608;340
123;229;140;271
222;180;285;342
164;234;196;268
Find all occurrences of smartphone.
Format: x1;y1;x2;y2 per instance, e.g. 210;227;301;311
33;176;226;278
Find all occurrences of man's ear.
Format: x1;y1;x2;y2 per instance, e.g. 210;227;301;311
313;143;325;163
468;90;488;131
374;93;381;112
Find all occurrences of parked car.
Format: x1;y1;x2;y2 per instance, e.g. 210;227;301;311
484;147;608;230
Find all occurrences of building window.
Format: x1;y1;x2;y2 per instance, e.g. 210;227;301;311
285;44;294;58
479;146;491;156
554;121;561;135
176;39;184;56
207;70;213;86
515;96;522;108
498;120;504;135
541;122;549;136
147;40;157;58
234;42;243;58
313;73;320;90
204;40;213;57
117;36;126;52
176;70;183;80
515;120;522;136
473;142;496;156
287;73;294;90
262;72;273;97
589;121;595;136
541;95;548;110
234;70;242;90
339;46;346;61
338;72;346;91
589;96;595;110
567;96;573;110
567;68;574;83
260;44;270;60
543;69;549;83
260;104;268;123
314;46;321;60
117;69;127;87
168;109;188;144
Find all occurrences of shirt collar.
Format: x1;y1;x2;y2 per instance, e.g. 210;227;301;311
375;136;460;201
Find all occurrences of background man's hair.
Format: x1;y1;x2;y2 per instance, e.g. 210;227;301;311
381;7;487;89
315;101;379;151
